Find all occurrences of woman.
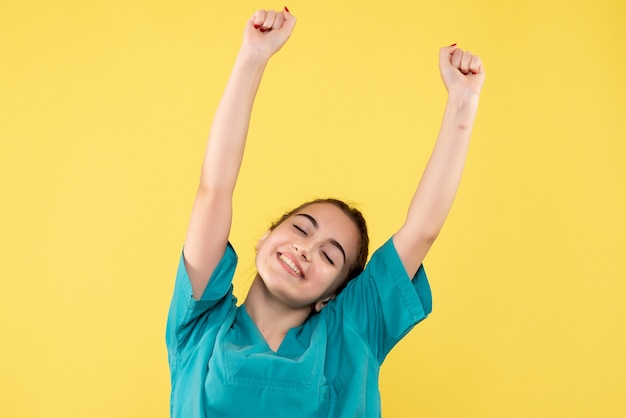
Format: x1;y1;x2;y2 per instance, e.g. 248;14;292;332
167;7;485;417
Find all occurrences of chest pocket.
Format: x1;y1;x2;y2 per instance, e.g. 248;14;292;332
204;312;331;418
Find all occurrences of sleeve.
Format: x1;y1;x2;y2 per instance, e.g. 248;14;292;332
329;237;432;364
165;242;238;356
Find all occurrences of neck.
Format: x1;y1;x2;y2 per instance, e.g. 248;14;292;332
243;275;312;351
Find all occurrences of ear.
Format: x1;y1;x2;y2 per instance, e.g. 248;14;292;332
256;230;270;251
314;295;335;313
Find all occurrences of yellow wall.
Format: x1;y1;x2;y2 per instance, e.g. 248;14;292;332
2;0;625;416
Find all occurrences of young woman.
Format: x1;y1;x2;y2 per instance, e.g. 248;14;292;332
167;7;484;417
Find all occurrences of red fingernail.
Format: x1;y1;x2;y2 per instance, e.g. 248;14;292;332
450;43;457;47
260;28;266;32
254;24;260;29
284;6;290;12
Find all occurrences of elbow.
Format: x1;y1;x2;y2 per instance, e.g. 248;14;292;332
410;222;441;247
196;182;234;199
394;225;440;260
423;230;439;246
418;230;439;252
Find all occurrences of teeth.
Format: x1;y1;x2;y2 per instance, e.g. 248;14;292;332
279;254;302;277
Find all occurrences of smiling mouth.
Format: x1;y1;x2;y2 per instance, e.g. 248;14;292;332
278;253;304;279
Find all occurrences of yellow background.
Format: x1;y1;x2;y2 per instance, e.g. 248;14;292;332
1;0;625;416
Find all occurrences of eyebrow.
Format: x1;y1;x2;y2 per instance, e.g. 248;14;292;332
295;213;347;263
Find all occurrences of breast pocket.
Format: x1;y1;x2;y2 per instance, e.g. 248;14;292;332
206;320;331;417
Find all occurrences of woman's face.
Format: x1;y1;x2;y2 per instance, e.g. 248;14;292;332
255;202;360;311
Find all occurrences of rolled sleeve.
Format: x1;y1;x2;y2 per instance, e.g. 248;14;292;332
166;243;238;358
331;238;432;363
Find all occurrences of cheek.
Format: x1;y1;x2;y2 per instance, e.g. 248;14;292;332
325;264;349;288
306;262;338;287
254;240;272;270
255;231;271;252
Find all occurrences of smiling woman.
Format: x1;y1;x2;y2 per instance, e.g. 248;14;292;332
166;7;484;418
268;197;370;284
251;201;362;317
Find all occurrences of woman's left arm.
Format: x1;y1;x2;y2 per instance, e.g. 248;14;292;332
393;45;486;278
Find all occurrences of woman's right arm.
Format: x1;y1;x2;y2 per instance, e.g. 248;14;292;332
184;9;296;299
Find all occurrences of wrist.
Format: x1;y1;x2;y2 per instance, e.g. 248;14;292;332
443;92;479;131
446;91;480;110
237;45;272;68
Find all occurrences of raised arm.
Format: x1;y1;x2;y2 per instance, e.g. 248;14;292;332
393;45;485;278
184;9;296;299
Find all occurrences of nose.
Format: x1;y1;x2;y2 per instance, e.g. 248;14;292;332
292;242;310;261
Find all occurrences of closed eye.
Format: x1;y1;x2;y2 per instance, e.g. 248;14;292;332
293;224;307;235
322;251;335;265
294;213;346;265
